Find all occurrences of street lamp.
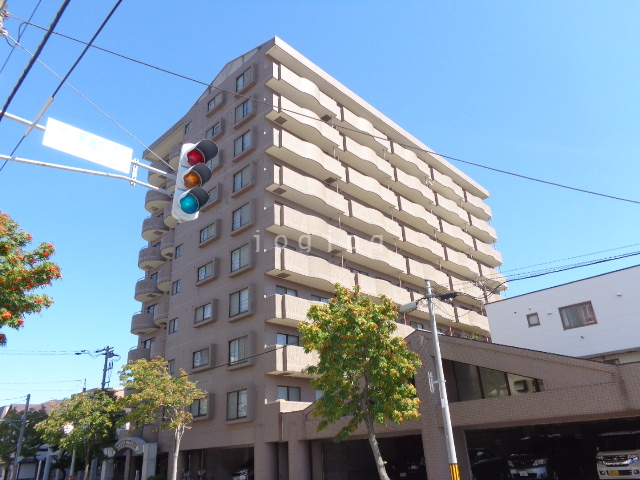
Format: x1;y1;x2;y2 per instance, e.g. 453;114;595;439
399;280;460;480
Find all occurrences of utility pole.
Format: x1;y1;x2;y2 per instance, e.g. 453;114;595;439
97;346;116;389
11;393;30;480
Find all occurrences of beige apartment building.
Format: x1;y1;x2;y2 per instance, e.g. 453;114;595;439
125;37;507;480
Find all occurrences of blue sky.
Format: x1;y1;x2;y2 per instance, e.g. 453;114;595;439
1;1;638;405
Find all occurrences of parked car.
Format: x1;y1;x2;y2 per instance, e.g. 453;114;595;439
506;435;583;479
385;456;427;479
468;448;508;480
231;459;254;480
596;430;640;479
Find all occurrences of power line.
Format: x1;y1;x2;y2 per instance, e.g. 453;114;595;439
7;16;640;205
0;0;43;75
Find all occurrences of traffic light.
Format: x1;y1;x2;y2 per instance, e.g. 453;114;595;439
171;140;218;222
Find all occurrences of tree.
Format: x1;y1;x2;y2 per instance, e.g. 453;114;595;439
299;285;422;480
0;406;47;475
0;211;62;346
36;390;120;480
119;357;206;480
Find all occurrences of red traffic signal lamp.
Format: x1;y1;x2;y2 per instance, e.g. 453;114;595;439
171;140;218;222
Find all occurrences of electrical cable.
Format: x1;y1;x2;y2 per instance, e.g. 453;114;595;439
0;0;71;125
7;16;640;205
0;0;43;75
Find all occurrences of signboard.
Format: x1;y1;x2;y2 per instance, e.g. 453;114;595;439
42;117;133;174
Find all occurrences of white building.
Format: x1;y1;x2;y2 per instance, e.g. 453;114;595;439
486;264;640;364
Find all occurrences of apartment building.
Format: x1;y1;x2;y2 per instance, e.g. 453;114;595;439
487;264;640;364
126;37;505;480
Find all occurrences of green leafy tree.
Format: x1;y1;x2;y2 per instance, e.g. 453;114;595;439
0;211;61;346
36;390;119;480
0;406;47;473
119;357;206;480
300;285;422;480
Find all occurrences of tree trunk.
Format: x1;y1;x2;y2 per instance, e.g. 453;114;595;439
364;415;390;480
168;425;184;480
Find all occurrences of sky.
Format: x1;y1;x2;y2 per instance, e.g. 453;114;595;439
0;1;638;406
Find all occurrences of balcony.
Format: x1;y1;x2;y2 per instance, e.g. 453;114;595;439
267;164;349;218
144;189;171;214
467;217;498;244
131;312;158;335
355;274;413;307
340;136;393;184
147;160;172;187
134;277;162;302
394;196;439;237
342;200;402;245
150;336;166;358
433;193;470;229
398;225;444;264
430;167;465;203
156;266;171;293
160;230;175;259
266;62;340;123
153;300;169;326
266;95;342;154
141;216;169;242
266;204;351;254
438;221;475;252
401;258;449;292
390;166;435;208
265;294;319;328
266;128;345;184
477;267;508;292
342;235;407;279
138;246;165;271
341;167;397;213
462;191;492;221
336;106;390;154
265;344;319;378
127;347;151;363
442;247;479;280
470;240;502;268
267;248;355;293
387;141;431;181
162;203;177;230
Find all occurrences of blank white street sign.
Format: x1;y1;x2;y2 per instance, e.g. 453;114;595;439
42;117;133;174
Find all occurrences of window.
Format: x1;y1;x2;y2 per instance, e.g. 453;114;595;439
190;397;208;417
146;304;157;314
200;223;216;243
149;272;158;280
232;203;251;231
167;359;175;375
233;165;251;193
208;185;219;204
175;244;183;258
276;333;299;346
195;303;212;324
229;288;249;317
276;285;297;297
206;122;221;139
197;262;214;281
227;389;248;420
207;93;222;111
559;301;597;329
184;123;192;134
527;313;540;327
235;99;252;123
229;336;248;365
310;295;330;304
193;348;209;368
235;68;252;92
234;131;251;156
277;386;301;402
230;244;250;272
168;318;178;334
171;280;181;295
410;321;425;330
142;338;155;349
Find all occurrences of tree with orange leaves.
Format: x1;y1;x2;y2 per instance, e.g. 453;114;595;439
0;211;61;346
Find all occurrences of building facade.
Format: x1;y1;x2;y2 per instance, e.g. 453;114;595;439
486;265;640;364
127;37;505;480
